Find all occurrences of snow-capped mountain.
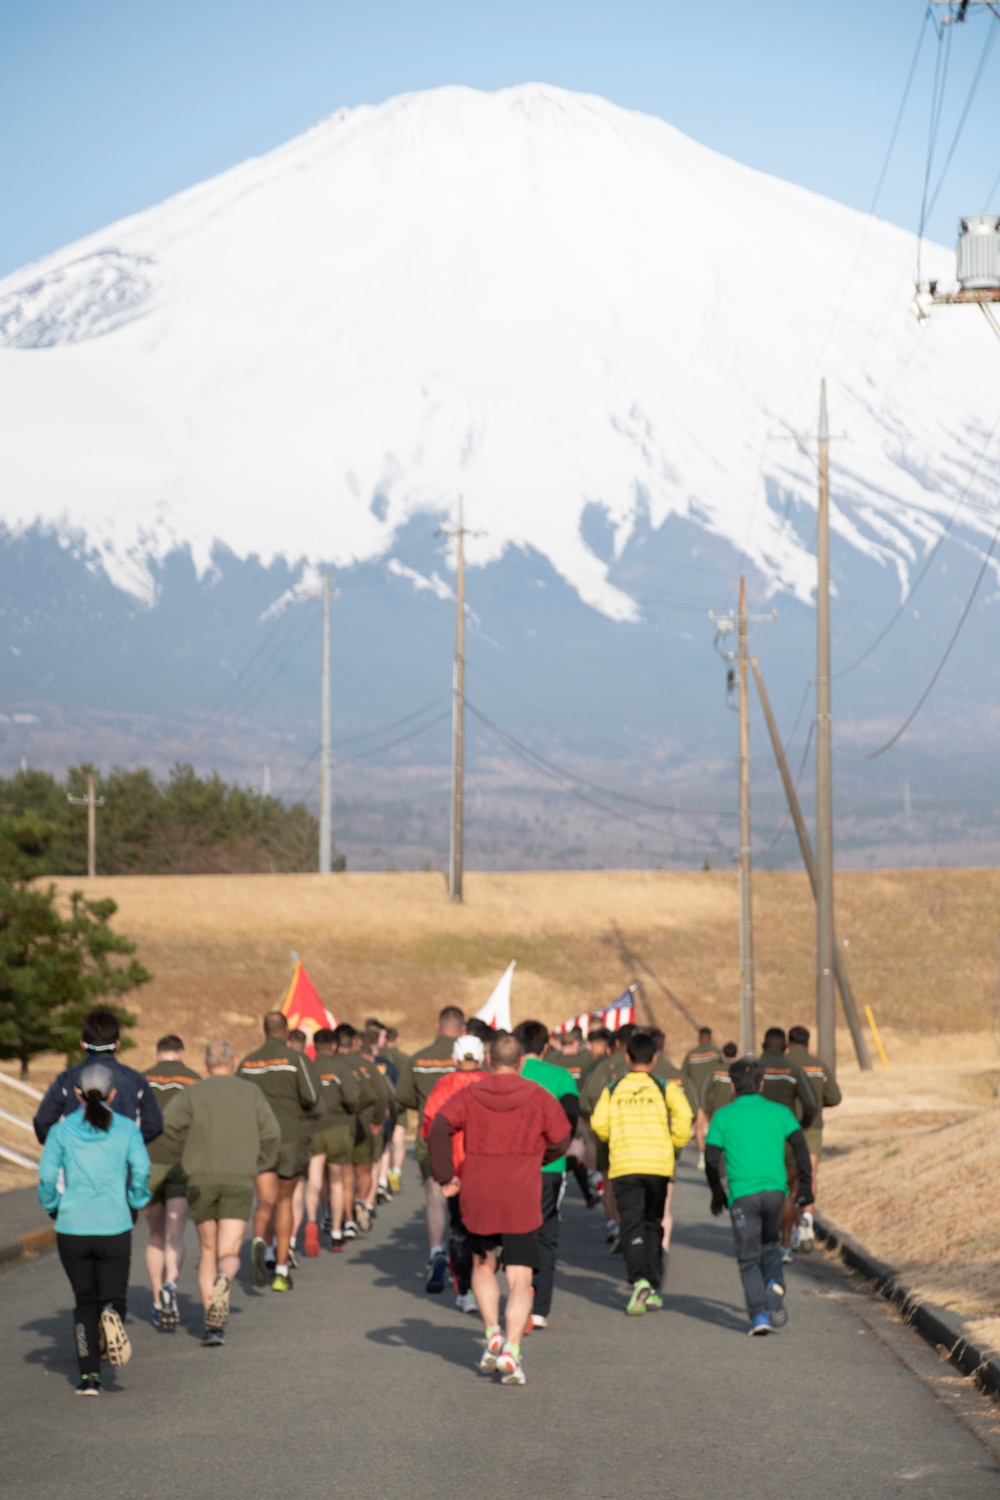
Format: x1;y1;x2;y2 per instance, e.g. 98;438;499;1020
0;83;996;617
2;84;999;869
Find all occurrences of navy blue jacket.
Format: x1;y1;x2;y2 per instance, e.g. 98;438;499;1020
33;1055;164;1145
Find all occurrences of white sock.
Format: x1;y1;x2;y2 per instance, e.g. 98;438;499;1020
289;1235;297;1249
430;1243;444;1259
276;1262;288;1277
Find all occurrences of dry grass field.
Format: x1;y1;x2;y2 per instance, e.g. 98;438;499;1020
2;867;999;1340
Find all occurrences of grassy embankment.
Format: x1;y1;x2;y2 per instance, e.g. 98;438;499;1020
2;868;999;1342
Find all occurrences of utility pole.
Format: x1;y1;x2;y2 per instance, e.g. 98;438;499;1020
709;589;776;1056
319;568;332;876
67;774;105;879
449;500;466;902
750;652;871;1069
737;577;755;1056
815;379;836;1067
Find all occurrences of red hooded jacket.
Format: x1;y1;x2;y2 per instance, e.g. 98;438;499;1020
428;1072;572;1234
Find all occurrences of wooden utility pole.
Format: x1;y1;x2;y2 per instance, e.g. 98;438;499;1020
319;568;332;875
815;380;836;1067
750;652;871;1069
67;774;105;879
449;500;466;903
737;576;755;1056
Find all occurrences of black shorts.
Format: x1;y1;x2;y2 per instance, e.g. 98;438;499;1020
468;1230;540;1270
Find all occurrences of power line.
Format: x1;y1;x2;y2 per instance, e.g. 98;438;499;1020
832;405;1000;681
466;701;734;846
826;513;1000;761
755;720;815;855
467;663;640;755
923;15;999;225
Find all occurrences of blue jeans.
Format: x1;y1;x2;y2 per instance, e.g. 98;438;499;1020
730;1190;785;1319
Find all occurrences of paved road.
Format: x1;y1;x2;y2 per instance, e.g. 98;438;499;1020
3;1160;999;1498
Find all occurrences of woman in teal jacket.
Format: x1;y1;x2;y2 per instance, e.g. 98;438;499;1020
38;1061;151;1395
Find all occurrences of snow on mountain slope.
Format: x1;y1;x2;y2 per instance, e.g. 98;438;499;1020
0;83;996;615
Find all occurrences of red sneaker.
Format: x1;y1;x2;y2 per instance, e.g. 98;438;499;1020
304;1222;321;1258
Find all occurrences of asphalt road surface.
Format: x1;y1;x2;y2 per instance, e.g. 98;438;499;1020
3;1159;999;1499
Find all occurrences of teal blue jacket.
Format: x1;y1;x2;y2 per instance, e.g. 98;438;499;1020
38;1110;151;1235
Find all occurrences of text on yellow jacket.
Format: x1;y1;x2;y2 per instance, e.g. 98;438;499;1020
590;1069;693;1179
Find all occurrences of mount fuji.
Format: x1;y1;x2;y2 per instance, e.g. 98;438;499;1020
1;84;998;869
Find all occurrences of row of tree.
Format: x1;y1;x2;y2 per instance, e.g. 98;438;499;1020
0;817;147;1076
0;763;340;874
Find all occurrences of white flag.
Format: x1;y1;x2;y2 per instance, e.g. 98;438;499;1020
476;960;516;1031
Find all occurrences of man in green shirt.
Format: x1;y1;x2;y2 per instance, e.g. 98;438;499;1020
144;1034;201;1331
394;1005;465;1291
513;1021;580;1329
705;1057;812;1336
759;1026;818;1257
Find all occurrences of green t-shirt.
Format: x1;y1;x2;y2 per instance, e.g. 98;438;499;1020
705;1093;800;1204
522;1055;579;1174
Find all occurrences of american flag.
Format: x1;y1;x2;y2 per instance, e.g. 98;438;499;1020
551;986;637;1038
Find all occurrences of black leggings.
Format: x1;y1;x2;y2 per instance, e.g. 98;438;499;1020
56;1231;132;1378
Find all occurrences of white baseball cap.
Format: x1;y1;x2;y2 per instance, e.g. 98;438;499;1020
452;1035;485;1064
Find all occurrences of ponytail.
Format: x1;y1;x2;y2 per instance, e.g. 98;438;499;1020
82;1089;112;1132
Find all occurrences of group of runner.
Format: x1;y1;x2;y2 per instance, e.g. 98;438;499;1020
32;1000;840;1392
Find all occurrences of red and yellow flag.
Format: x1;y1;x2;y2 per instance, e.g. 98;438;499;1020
279;959;337;1059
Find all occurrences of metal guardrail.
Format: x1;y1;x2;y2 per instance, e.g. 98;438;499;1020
0;1142;38;1172
0;1105;37;1137
0;1072;43;1102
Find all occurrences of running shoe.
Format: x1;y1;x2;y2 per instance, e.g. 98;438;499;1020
766;1279;788;1329
75;1375;102;1396
748;1311;772;1336
529;1314;548;1330
479;1328;505;1372
251;1237;270;1288
425;1251;448;1294
645;1290;664;1310
781;1246;794;1265
330;1232;345;1253
376;1181;392;1204
159;1281;179;1331
304;1222;321;1258
287;1245;300;1270
790;1223;802;1252
99;1307;132;1367
455;1290;478;1314
206;1273;231;1330
626;1279;651;1317
609;1231;622;1256
604;1219;619;1243
387;1169;402;1194
342;1220;359;1241
320;1210;333;1236
271;1271;293;1292
697;1151;706;1172
353;1199;373;1234
496;1345;526;1385
798;1211;815;1254
202;1327;225;1348
151;1306;162;1331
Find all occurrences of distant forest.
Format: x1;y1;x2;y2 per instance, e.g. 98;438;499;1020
0;764;338;875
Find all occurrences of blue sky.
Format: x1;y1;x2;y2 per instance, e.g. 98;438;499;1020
1;0;997;278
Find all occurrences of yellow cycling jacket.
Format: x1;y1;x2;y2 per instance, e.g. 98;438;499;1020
590;1070;693;1179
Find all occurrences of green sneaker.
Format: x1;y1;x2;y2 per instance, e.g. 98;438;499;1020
271;1272;293;1293
645;1290;664;1310
626;1279;651;1316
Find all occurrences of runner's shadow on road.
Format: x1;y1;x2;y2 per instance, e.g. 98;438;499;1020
18;1311;125;1391
663;1294;747;1333
367;1317;483;1373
